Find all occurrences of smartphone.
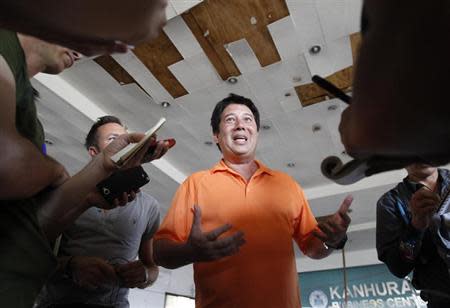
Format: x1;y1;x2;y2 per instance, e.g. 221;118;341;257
111;117;166;166
96;166;150;203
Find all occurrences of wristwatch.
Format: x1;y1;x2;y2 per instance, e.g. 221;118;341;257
324;235;348;250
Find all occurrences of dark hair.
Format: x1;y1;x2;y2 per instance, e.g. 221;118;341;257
210;93;260;135
84;115;122;150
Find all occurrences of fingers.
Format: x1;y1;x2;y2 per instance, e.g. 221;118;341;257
116;261;146;288
207;231;246;261
192;205;202;230
96;261;117;282
72;257;117;289
126;132;148;144
411;188;441;207
143;138;175;162
205;224;233;241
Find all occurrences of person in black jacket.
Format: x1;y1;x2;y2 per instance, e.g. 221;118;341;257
376;164;450;307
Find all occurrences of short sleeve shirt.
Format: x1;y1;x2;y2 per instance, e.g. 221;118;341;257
38;192;160;308
155;160;318;308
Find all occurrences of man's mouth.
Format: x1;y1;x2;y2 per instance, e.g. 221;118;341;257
233;135;248;143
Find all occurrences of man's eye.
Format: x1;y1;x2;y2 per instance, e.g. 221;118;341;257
107;136;117;142
225;117;235;123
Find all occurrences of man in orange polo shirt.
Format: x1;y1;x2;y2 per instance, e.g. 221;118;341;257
153;94;352;308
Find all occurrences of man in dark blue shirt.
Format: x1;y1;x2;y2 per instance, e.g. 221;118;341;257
376;164;450;307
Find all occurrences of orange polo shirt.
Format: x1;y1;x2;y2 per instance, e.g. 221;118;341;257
155;160;318;308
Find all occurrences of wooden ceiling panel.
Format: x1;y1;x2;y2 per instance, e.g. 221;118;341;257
94;55;135;85
246;27;281;67
295;67;353;107
182;11;240;80
133;31;188;98
295;32;361;107
183;0;289;80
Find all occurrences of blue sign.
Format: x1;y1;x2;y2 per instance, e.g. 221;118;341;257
299;264;426;308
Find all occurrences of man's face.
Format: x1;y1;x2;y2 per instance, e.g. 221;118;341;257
39;39;80;74
89;123;127;157
406;163;437;178
213;103;259;162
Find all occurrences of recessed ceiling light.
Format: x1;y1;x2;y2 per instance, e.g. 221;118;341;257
44;139;54;145
284;92;291;97
204;141;213;146
309;45;321;55
327;104;338;111
161;101;171;108
262;124;271;130
227;76;238;84
292;76;302;83
312;123;321;132
287;162;296;168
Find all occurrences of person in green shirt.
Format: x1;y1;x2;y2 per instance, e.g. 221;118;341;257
0;31;171;307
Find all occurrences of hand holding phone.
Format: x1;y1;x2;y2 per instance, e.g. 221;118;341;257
96;166;150;204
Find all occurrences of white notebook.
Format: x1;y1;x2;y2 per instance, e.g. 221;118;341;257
111;117;166;166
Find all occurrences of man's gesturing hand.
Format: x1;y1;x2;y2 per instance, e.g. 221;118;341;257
313;195;353;247
187;205;246;262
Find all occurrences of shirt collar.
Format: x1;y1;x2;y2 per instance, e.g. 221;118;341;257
211;159;275;177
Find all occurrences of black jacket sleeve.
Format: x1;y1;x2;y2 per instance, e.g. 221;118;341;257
376;193;417;278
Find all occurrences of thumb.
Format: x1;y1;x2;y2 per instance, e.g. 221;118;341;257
338;195;353;214
126;132;147;144
192;205;202;230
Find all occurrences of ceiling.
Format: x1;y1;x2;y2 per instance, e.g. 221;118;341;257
32;0;410;258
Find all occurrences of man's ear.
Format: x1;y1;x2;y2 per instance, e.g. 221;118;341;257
213;133;219;144
88;146;100;157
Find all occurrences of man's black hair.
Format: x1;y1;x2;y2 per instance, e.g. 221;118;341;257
210;93;260;135
84;115;122;150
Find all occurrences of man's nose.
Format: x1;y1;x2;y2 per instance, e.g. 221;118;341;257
234;119;245;130
71;51;82;61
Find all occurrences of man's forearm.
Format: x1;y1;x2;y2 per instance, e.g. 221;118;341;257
138;264;159;289
153;239;195;269
304;236;334;260
0;133;66;199
37;154;112;241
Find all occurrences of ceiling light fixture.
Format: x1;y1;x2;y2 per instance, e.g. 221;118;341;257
161;101;171;108
262;124;271;130
312;123;321;132
287;162;296;168
227;76;238;84
204;141;213;146
292;76;302;83
327;104;338;111
284;92;291;97
309;45;321;55
44;139;54;145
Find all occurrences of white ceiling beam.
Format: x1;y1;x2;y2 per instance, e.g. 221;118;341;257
303;169;407;200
